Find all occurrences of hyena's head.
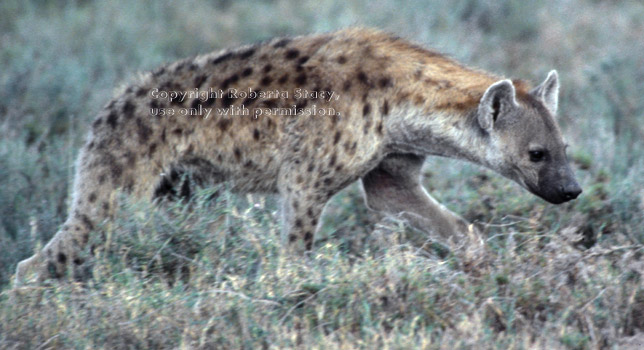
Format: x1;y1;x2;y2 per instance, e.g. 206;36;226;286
476;70;582;204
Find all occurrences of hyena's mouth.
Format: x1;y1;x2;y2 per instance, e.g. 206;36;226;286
526;182;581;205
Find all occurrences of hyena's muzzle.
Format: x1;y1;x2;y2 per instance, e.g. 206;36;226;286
529;164;582;204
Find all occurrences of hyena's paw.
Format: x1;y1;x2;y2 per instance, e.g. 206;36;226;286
14;254;43;286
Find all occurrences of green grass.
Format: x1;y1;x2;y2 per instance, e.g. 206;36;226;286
2;0;644;348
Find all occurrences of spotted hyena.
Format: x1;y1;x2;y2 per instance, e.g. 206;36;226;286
15;28;581;284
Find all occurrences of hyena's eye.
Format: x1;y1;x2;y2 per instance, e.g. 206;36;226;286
529;150;546;162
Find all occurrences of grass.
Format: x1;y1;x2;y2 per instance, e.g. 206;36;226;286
1;0;644;348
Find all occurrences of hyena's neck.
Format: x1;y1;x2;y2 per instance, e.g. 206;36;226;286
384;104;487;165
376;42;530;167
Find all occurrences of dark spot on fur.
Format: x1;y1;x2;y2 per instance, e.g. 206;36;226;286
136;118;152;144
241;67;253;77
160;127;167;143
203;95;217;107
295;73;307;85
123;151;136;168
304;232;313;249
122;100;135;116
337;55;347;64
73;257;84;265
343;80;352;91
263;99;277;108
289;234;297;242
102;201;110;211
111;164;123;182
274;38;291;48
212;52;233;65
233;147;242;161
357;71;369;85
285;49;299;59
278;74;289;84
294;99;308;110
376;121;383;135
78;213;94;231
173;128;183;136
239;48;255;59
295;219;303;228
297;56;310;65
98;174;106;184
379;77;392;88
194;75;207;88
253;129;260;140
191;99;201;109
307;163;315;172
135;87;147;97
414;69;423;80
363;103;371;117
57;252;67;264
221;93;235;107
243;90;259;106
329;153;337;167
221;74;239;90
260;76;273;86
106;111;118;129
263;64;273;73
88;192;97;203
333;131;342;145
344;141;357;155
307;208;315;218
381;100;389;115
175;61;188;72
153;67;166;77
150;99;161;110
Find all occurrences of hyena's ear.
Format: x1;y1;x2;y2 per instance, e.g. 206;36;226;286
530;70;559;115
478;79;518;132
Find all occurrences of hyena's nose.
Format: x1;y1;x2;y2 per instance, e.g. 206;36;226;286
561;183;582;201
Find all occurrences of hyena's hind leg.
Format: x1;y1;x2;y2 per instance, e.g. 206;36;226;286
361;153;475;246
14;144;162;285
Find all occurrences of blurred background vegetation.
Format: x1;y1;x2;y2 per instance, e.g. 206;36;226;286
1;0;643;348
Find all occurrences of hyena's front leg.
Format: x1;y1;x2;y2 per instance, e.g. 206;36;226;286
278;165;338;254
361;153;474;245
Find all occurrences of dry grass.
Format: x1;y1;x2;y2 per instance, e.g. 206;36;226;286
1;190;643;349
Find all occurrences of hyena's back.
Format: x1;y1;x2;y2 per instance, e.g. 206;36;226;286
85;28;390;197
16;28;400;283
